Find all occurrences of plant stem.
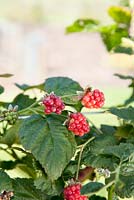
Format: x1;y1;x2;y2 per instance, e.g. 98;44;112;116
61;94;78;98
108;184;115;200
75;136;95;180
18;100;41;114
82;111;107;115
87;118;103;134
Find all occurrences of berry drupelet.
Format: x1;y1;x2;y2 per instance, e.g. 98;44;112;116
42;93;65;114
67;113;90;136
81;89;105;109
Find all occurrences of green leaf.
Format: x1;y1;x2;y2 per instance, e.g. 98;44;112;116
13;178;49;200
0;73;13;78
101;125;116;135
120;161;134;176
66;19;99;33
83;154;118;170
0;121;21;146
19;114;76;180
115;175;134;198
15;83;44;91
114;73;134;80
82;134;118;170
108;6;131;25
44;77;83;105
85;134;117;155
0;85;4;94
90;195;106;200
18;155;38;178
113;46;134;55
81;182;104;195
12;93;36;110
104;143;134;161
100;25;129;51
0;160;17;170
110;107;134;123
34;175;64;196
115;125;134;139
51;197;63;200
114;74;134;105
0;170;13;192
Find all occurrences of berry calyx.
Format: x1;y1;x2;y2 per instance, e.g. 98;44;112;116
81;88;105;109
64;182;88;200
67;113;90;136
42;93;65;114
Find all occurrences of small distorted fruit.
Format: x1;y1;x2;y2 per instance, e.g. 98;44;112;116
81;88;105;109
42;93;65;114
64;182;88;200
67;113;90;136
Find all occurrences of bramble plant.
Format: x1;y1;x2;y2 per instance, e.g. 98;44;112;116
66;0;134;55
0;73;134;200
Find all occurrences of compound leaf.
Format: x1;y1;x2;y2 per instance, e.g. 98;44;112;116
19;114;76;180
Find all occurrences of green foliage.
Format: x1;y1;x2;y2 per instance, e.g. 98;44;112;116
12;94;36;110
82;133;119;170
108;6;131;25
34;175;64;196
0;75;134;199
15;83;44;91
110;107;134;123
81;182;104;195
19;114;76;181
115;73;134;105
113;45;134;54
0;170;13;192
115;175;134;198
100;25;129;51
89;195;106;200
13;178;48;200
45;77;83;105
0;121;21;146
66;2;133;53
0;85;4;95
66;19;99;33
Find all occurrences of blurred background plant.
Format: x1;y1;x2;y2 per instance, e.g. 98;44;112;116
0;0;133;102
67;0;134;53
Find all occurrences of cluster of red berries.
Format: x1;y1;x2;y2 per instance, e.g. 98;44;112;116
42;88;104;136
67;113;90;136
64;183;88;200
81;89;105;109
42;93;65;114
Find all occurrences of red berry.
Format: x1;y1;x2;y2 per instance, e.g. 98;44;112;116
42;93;65;114
67;113;90;136
81;89;105;109
64;183;88;200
